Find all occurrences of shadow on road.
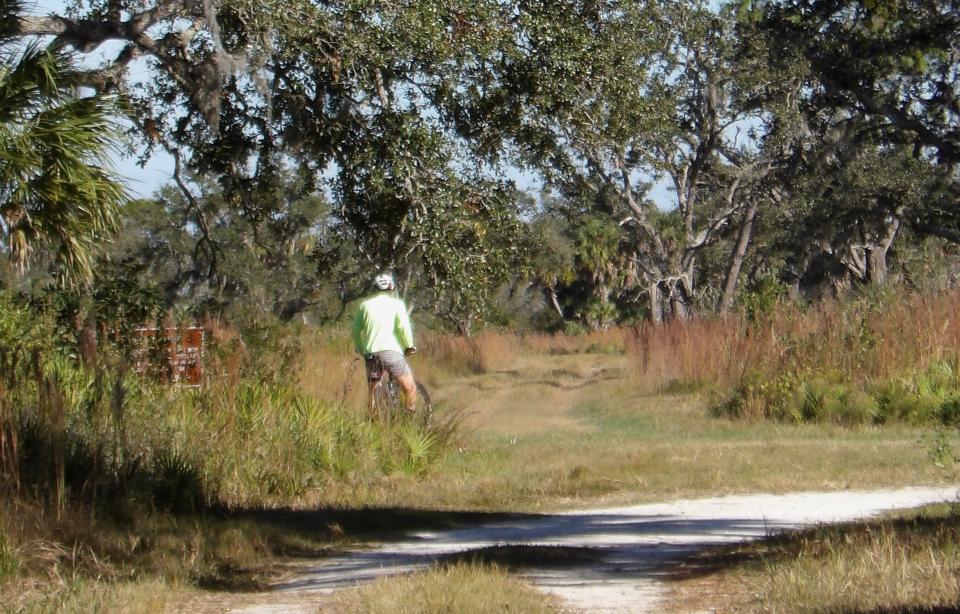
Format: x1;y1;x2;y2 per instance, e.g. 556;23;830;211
265;511;780;592
216;505;544;544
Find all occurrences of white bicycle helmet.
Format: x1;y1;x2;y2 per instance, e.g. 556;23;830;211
373;272;395;291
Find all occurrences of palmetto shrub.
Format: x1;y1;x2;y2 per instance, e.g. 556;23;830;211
0;294;453;515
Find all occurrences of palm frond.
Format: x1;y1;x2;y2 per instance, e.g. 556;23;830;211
0;32;129;284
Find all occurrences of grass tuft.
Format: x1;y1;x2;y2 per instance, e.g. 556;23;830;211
332;562;557;613
625;290;960;425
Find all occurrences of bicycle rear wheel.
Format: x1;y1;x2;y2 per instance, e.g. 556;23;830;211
371;378;400;424
371;378;432;428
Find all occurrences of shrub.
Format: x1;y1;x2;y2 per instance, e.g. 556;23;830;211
740;274;787;322
875;382;943;424
0;295;455;513
937;397;960;426
831;389;880;426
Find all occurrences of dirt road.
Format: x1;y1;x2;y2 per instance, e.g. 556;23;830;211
210;353;957;613
240;485;957;613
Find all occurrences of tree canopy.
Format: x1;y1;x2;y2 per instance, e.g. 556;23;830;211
4;0;958;329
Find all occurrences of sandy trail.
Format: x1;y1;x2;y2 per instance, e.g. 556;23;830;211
243;485;958;613
214;356;957;612
433;353;628;435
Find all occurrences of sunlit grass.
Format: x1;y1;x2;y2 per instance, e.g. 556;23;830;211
308;370;954;512
628;290;960;392
332;562;557;614
4;289;960;613
2;577;179;614
667;503;960;613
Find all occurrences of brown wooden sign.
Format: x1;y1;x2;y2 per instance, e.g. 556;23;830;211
133;327;204;386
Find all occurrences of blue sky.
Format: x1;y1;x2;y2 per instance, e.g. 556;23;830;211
26;0;173;197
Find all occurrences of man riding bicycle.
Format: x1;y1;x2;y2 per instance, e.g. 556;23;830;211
351;272;418;414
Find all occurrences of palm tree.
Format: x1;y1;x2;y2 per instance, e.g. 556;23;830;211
0;0;128;284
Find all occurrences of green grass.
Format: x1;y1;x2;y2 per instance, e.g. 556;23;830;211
4;346;954;612
362;376;954;512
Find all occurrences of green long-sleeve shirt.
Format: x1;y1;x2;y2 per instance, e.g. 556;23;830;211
351;292;414;355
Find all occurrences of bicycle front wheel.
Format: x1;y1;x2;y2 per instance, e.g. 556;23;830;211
412;381;433;429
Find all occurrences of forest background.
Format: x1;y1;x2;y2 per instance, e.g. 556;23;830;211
7;0;959;334
1;0;960;611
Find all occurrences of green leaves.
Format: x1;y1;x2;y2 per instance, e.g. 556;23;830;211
755;0;960;164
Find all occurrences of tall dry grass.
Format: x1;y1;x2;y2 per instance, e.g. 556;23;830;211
298;329;525;398
628;290;960;399
297;320;635;396
297;331;367;408
520;327;629;356
418;330;524;377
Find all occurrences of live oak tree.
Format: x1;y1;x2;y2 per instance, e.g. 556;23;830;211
95;175;337;323
9;0;959;327
471;1;787;321
11;0;528;326
751;0;959;165
749;0;960;252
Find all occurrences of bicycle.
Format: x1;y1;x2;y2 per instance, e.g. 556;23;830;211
366;355;433;428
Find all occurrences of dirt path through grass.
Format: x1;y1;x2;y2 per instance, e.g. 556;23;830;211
191;352;958;613
433;352;628;436
245;486;955;613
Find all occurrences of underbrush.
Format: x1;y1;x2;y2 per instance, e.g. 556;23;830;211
0;294;458;607
675;504;960;612
2;358;452;511
628;289;960;426
715;360;960;426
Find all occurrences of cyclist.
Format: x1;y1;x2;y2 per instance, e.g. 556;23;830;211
351;272;418;414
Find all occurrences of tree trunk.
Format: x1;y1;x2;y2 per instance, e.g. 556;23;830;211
718;199;759;316
455;314;474;338
787;280;801;303
649;282;663;323
841;216;901;285
866;217;900;285
865;247;889;285
669;292;689;321
545;285;564;319
669;278;692;321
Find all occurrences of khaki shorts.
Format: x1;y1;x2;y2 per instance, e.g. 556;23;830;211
364;350;411;381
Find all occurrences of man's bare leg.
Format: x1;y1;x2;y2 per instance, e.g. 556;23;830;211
395;372;418;413
367;378;379;416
